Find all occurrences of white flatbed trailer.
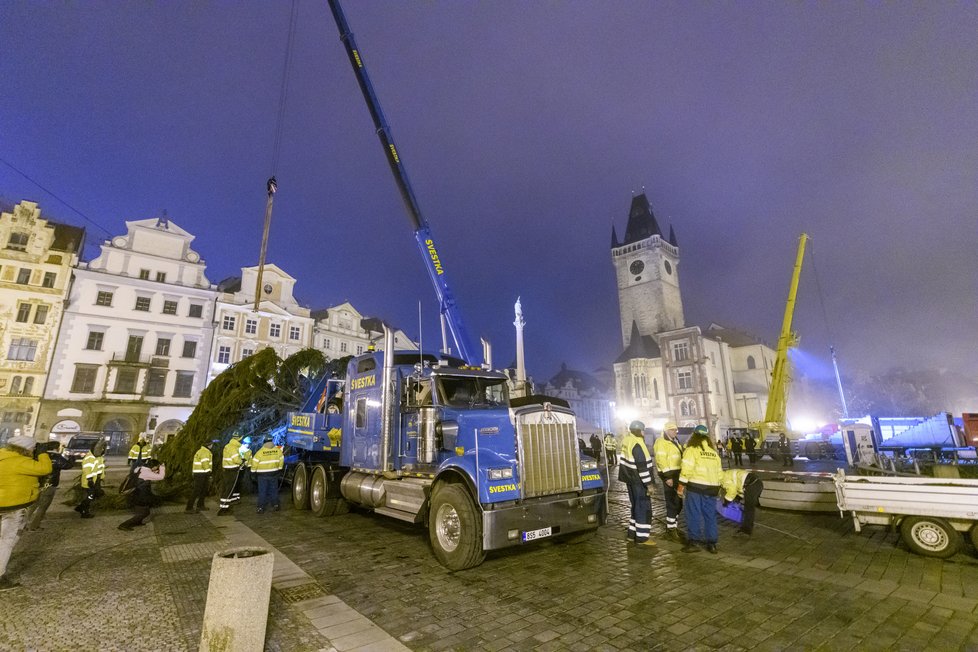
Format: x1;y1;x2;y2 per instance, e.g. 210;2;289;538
833;470;978;558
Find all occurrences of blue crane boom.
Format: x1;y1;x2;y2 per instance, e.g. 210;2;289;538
327;0;479;365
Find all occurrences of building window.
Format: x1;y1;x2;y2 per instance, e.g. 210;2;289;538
289;326;301;341
173;371;194;398
188;303;203;318
22;377;34;396
6;232;29;251
222;315;236;331
162;300;178;315
8;377;21;395
680;400;695;417
16;268;31;285
7;338;37;361
15;303;31;323
747;355;756;370
96;291;113;306
356;345;363;355
114;368;139;394
182;340;197;358
269;323;281;338
241;348;254;359
155;272;166;283
324;338;331;350
139;269;150;280
715;379;720;393
125;335;143;362
245;319;257;335
145;369;167;396
340;341;348;353
217;346;231;364
70;365;98;393
42;272;56;288
86;331;104;351
155;338;171;356
134;296;151;311
33;305;49;325
653;378;659;401
678;370;693;390
673;341;689;362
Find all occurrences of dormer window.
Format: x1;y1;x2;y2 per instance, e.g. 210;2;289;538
6;232;29;251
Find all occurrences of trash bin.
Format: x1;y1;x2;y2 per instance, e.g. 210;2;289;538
199;547;274;652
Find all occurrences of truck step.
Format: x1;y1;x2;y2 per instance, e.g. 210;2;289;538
383;479;429;516
374;506;423;523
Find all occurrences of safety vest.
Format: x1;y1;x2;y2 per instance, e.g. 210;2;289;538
653;436;683;474
619;432;653;486
192;446;213;474
679;443;723;491
603;434;616;449
721;468;751;501
222;439;243;468
95;455;106;479
251;446;284;473
81;453;99;488
128;443;149;460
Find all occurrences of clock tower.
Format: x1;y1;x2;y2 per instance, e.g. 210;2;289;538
611;193;684;347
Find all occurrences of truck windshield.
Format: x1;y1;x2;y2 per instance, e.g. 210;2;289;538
436;375;507;408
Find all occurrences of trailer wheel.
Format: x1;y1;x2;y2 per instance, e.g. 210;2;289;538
292;462;310;510
428;483;486;571
900;516;962;558
309;464;348;517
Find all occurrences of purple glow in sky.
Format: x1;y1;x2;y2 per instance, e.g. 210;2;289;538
2;2;976;382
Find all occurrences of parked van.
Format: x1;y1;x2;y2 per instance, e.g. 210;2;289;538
64;434;104;461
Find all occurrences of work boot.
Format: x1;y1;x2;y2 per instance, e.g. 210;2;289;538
118;524;134;532
682;542;701;553
638;538;657;547
216;508;231;517
81;513;94;519
665;529;680;541
0;576;19;591
184;508;198;514
706;544;718;554
256;507;265;514
273;504;281;512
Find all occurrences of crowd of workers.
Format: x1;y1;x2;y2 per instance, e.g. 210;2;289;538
613;420;764;553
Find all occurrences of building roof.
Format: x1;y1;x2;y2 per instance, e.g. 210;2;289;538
547;363;608;393
704;323;770;348
217;276;242;293
620;193;662;246
615;322;663;363
50;222;85;253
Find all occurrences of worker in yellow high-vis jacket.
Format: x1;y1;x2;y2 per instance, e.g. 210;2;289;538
251;436;284;514
185;441;213;513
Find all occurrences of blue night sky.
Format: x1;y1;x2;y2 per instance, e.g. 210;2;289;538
2;1;976;384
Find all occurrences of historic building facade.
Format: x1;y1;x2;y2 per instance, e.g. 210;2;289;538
0;201;84;442
39;217;215;448
611;193;775;435
542;363;614;435
312;301;417;361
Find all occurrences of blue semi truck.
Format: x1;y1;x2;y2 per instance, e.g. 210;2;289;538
280;1;606;570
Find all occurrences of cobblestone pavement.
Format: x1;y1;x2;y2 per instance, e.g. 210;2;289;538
2;456;977;651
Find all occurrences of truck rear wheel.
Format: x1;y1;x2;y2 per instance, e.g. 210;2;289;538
292;462;310;510
428;483;486;571
309;464;348;517
900;516;962;558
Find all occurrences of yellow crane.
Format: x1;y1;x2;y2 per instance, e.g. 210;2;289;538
755;233;808;441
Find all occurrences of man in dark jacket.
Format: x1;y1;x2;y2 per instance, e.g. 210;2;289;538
589;433;603;462
118;459;166;531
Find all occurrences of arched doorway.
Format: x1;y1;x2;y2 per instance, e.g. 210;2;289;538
154;419;184;444
101;417;134;455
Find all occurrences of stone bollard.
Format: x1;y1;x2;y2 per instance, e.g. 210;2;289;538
199;547;274;652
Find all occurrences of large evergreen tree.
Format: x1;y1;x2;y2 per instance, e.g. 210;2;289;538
158;347;327;486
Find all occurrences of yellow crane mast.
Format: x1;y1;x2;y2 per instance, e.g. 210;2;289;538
756;233;808;441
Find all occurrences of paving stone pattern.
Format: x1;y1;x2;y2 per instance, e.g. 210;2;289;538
243;472;978;652
2;457;978;651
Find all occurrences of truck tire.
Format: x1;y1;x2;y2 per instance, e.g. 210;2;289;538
428;483;486;571
292;462;310;510
309;464;348;517
900;516;962;558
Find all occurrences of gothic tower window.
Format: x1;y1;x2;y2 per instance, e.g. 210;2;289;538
747;355;756;370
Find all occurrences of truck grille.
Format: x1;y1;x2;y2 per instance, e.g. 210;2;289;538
517;420;581;498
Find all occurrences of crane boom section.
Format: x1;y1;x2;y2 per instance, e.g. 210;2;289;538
763;233;808;432
327;0;478;365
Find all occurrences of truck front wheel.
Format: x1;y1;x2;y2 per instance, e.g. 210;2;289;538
292;462;310;510
428;483;486;571
900;516;961;558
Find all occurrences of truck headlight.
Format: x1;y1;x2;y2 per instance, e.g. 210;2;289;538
488;467;513;480
580;459;598;471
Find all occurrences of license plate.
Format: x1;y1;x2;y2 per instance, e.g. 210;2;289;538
522;526;552;542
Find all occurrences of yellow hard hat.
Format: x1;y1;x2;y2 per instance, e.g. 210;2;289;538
664;422;678;431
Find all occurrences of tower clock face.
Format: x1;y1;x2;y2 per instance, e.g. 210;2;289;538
664;260;673;275
629;260;645;276
263;284;273;295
